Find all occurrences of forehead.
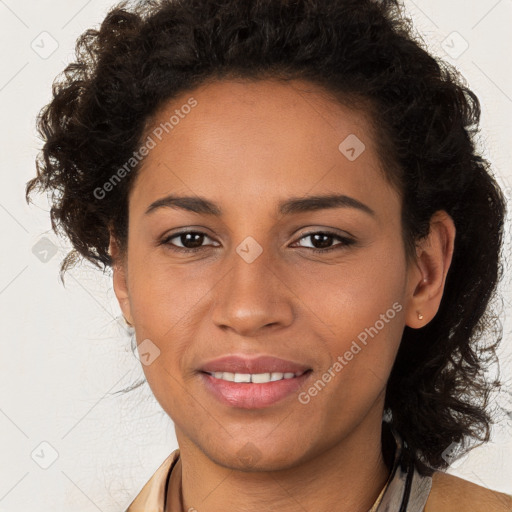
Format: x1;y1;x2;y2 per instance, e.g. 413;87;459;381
130;78;398;220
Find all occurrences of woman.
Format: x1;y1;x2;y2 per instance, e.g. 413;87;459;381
26;0;512;510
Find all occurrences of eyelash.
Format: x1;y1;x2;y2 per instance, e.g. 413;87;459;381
159;230;356;254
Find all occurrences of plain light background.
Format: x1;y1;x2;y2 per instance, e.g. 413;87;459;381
1;0;512;510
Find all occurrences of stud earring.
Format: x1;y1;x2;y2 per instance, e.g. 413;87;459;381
417;312;424;320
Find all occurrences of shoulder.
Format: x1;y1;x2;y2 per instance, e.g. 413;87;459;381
424;471;512;512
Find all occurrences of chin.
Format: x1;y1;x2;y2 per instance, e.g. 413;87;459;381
207;438;310;472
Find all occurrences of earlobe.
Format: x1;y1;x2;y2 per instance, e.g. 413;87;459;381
405;210;456;329
109;234;134;326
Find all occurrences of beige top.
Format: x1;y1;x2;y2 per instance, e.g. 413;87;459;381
125;449;180;512
124;424;437;512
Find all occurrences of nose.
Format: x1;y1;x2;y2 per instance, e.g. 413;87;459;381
210;245;295;337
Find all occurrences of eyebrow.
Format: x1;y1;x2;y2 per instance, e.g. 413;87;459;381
145;193;376;217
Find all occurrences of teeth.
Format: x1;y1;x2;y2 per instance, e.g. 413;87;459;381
234;373;251;383
252;372;272;383
209;371;302;383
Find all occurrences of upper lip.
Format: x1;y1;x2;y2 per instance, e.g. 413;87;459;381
199;355;311;375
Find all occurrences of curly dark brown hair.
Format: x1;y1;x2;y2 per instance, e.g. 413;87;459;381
26;0;508;474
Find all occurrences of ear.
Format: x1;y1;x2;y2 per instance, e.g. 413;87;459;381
109;232;133;326
404;210;456;329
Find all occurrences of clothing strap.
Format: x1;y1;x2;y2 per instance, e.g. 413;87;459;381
372;424;433;512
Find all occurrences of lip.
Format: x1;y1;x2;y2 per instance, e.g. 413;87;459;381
198;355;311;374
199;370;313;409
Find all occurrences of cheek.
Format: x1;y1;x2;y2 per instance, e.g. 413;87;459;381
125;249;217;396
293;241;406;336
293;245;407;400
127;245;212;335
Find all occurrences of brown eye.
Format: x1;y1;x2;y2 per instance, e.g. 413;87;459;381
160;231;219;253
293;231;355;253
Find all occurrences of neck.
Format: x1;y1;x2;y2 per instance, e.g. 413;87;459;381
167;411;391;512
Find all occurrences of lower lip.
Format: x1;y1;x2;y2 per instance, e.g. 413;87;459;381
199;370;312;409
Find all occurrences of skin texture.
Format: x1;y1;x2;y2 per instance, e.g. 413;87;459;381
110;79;456;511
426;472;512;512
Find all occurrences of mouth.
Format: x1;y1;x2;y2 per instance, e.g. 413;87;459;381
198;354;311;375
202;369;310;383
199;369;313;409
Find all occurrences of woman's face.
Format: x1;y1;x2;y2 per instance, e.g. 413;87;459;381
113;78;432;469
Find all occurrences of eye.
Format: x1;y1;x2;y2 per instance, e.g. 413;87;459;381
160;231;220;253
292;231;355;253
159;229;355;254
